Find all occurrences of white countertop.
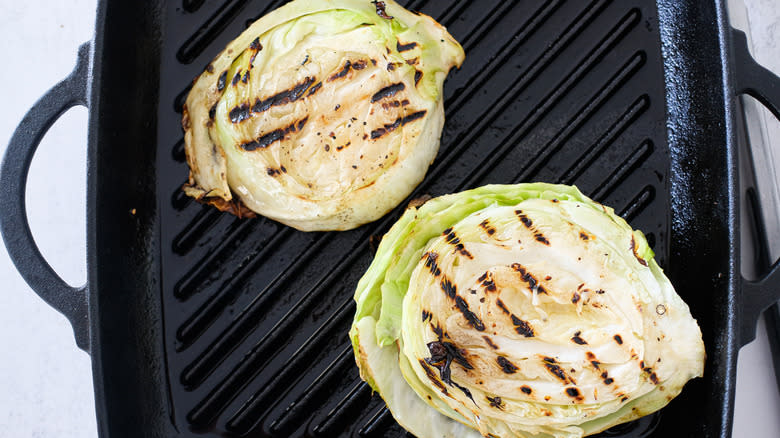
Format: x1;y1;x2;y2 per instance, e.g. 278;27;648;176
0;1;777;437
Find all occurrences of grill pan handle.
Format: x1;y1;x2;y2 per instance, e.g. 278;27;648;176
0;42;91;352
731;28;780;351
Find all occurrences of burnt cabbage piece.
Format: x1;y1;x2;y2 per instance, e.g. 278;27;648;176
350;183;705;438
182;0;464;231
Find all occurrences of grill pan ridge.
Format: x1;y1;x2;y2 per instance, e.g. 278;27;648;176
2;0;780;437
158;0;672;436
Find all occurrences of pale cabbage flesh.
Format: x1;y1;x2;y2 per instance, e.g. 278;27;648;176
182;0;464;231
350;183;705;438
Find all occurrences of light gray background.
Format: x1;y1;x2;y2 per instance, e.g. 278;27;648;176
0;1;777;437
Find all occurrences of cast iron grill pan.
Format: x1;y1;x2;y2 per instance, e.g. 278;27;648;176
157;0;672;436
7;0;780;437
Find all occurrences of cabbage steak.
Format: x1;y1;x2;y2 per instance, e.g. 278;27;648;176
182;0;464;231
350;183;705;438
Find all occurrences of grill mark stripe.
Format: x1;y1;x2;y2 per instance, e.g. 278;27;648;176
371;82;406;103
397;41;418;52
240;117;308;151
455;295;485;331
370;110;427;139
496;356;518;374
329;60;353;81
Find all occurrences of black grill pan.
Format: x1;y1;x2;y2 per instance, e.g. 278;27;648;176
2;0;780;437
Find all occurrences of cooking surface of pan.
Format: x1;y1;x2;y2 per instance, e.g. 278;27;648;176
157;0;674;436
4;0;780;437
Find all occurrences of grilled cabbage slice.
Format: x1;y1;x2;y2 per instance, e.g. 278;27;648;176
182;0;464;231
350;183;705;438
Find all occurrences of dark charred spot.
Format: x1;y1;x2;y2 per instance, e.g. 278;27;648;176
510;315;534;338
397;40;418;52
596;289;606;294
535;233;550;245
232;71;242;86
372;0;393;19
482;336;499;350
487;396;504;409
641;362;660;385
329;61;353;82
443;228;473;258
419;359;448;394
520;386;532;395
352;60;368;70
401;99;410;106
630;235;648;266
430;322;444;340
425;340;473;393
209;103;217;120
479;219;497;235
495;299;510;315
229;103;251;123
324;144;330;152
336;142;351;151
566;387;584;401
543;358;575;384
406;57;419;65
604;376;614;385
552;198;559;203
586;352;600;369
301;54;309;65
572;292;581;304
415;70;423;85
266;167;284;177
571;331;587;345
217;71;228;91
422;310;431;322
205;64;214;73
614;334;624;345
308;81;323;96
482;278;497;292
515;210;533;228
240;117;307;151
511;263;547;294
249;37;262;51
545;276;552;281
241;70;250;83
334;104;341;111
441;277;457;299
580;232;590;240
621;396;629;402
371;82;406;103
496;356;518;374
386;62;397;71
455;295;485;331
